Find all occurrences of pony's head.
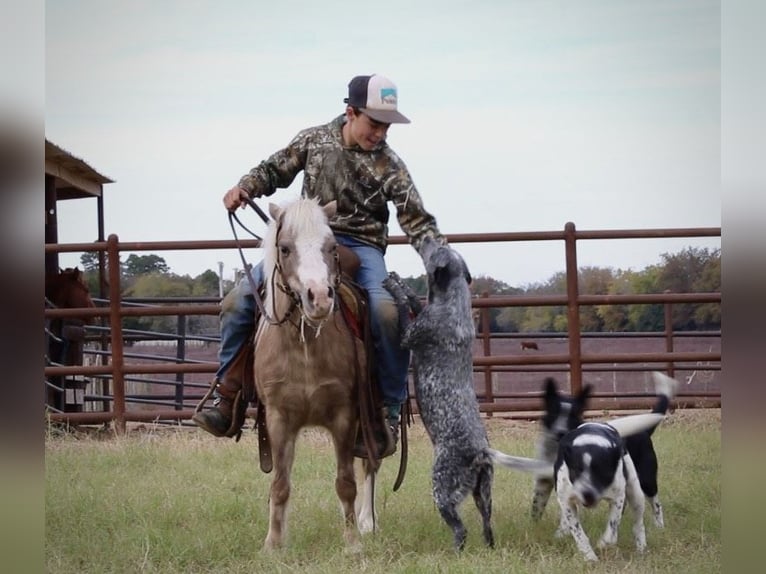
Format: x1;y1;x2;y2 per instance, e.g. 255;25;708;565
264;198;339;323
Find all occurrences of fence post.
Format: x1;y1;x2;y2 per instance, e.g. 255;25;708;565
479;292;493;417
107;234;126;434
564;222;583;394
664;291;675;378
175;315;186;409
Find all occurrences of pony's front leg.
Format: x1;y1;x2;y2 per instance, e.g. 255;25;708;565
264;416;296;551
356;458;378;534
332;429;361;550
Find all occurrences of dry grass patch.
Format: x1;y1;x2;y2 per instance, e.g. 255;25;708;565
46;409;720;573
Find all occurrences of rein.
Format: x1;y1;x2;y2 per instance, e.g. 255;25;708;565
228;199;296;326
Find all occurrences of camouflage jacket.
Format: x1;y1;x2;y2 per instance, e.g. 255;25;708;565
237;115;445;254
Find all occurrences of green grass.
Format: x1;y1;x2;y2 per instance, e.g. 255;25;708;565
45;410;720;573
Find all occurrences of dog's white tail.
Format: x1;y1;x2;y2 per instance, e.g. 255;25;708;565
608;413;666;437
652;371;680;399
487;449;554;478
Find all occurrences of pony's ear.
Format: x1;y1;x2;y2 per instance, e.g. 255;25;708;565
268;202;283;221
322;200;337;219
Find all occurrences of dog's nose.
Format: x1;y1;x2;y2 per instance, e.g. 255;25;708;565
582;491;596;507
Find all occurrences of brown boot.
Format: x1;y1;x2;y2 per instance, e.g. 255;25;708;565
387;414;400;448
383;408;400;457
353;407;398;459
192;393;234;437
193;333;255;438
192;375;243;438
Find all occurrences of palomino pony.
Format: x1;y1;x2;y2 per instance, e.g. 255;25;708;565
253;198;377;550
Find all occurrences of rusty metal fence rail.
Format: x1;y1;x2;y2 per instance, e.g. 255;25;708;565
44;223;721;432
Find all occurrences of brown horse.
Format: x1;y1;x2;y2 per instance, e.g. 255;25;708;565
45;267;95;320
45;267;96;410
253;198;376;550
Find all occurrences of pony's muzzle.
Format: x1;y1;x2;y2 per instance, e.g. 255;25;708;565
303;281;334;321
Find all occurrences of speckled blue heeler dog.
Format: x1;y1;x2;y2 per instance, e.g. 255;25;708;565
389;239;548;551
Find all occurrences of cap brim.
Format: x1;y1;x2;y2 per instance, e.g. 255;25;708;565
361;108;410;124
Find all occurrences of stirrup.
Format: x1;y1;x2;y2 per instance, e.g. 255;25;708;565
193;380;247;441
226;390;248;441
193;378;218;415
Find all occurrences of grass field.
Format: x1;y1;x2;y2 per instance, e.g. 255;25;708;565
45;409;720;573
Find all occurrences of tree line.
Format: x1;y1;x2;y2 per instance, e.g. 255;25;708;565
467;246;720;333
78;246;720;336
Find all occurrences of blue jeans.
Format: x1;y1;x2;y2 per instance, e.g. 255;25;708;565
217;234;410;409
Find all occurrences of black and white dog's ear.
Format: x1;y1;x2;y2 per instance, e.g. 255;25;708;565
577;384;593;404
543;378;560;408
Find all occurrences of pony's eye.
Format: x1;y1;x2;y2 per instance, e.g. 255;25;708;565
280;245;291;257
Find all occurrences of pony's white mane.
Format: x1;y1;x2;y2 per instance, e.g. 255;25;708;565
262;198;333;308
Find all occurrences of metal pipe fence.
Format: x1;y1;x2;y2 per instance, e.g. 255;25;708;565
44;224;721;431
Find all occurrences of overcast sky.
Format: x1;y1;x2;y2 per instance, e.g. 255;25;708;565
45;0;721;286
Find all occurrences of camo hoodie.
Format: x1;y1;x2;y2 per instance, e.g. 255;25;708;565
236;115;445;255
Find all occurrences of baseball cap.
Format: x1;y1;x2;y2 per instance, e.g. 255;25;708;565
344;74;410;124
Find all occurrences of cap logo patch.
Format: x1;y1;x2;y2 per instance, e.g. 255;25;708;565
379;88;397;105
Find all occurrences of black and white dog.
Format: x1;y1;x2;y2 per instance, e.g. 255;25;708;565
533;373;677;528
491;405;666;561
387;239;548;551
553;415;664;561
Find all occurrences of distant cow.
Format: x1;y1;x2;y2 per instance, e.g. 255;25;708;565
520;341;539;351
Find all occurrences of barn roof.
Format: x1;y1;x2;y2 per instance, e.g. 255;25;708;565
45;139;114;199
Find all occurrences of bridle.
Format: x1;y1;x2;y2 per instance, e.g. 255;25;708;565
228;197;341;333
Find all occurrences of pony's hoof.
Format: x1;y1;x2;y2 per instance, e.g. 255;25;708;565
263;536;282;552
344;539;363;555
357;514;375;534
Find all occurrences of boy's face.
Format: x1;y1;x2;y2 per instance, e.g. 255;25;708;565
345;107;390;150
